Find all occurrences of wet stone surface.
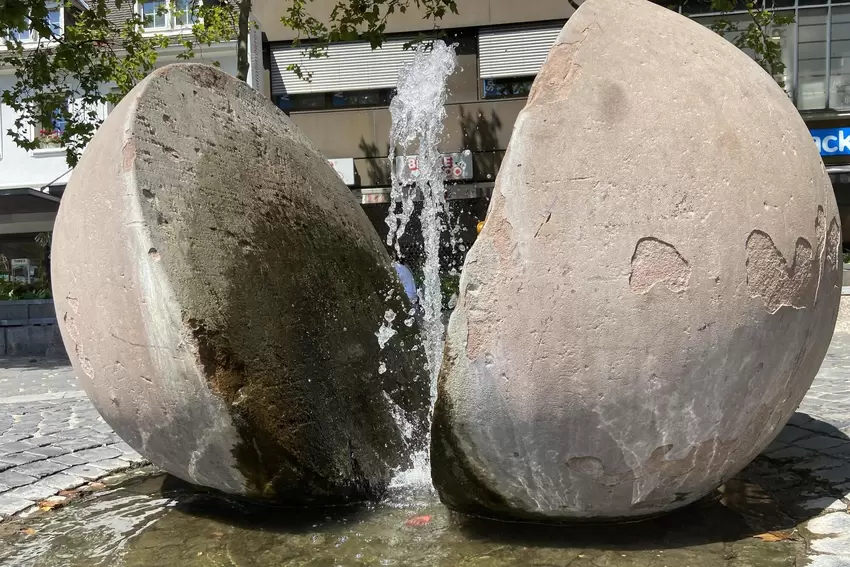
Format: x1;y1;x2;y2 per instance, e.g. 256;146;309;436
2;335;850;565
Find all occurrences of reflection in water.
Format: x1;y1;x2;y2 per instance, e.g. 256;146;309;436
0;460;813;567
0;486;174;567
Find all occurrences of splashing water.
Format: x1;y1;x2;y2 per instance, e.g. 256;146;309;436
383;40;457;491
385;40;457;395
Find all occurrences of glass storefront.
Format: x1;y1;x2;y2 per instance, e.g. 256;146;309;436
688;1;850;112
0;233;48;284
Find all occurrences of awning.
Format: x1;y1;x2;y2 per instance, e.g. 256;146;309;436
0;188;61;215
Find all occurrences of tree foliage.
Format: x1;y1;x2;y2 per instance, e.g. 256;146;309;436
704;1;794;87
664;0;794;84
0;0;458;168
0;0;242;167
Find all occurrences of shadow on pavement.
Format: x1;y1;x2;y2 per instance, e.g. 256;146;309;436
0;356;71;371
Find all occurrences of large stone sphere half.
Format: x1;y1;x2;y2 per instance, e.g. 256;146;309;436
431;0;842;522
52;63;428;503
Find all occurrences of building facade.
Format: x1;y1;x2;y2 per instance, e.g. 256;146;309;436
4;0;849;284
685;0;850;245
255;0;850;268
0;0;263;283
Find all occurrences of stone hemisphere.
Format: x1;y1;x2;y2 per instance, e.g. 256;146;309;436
431;0;842;521
51;63;428;503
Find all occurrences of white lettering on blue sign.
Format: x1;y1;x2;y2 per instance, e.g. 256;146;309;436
811;127;850;156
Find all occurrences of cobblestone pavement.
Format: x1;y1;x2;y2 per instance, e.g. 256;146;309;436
0;357;146;520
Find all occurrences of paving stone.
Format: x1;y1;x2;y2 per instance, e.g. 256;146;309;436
39;473;85;491
814;465;850;484
0;440;37;455
806;514;850;535
26;445;70;458
811;535;850;555
4;482;58;502
63;464;109;481
0;452;46;466
764;446;815;460
50;453;87;467
796;436;850;451
789;412;814;427
73;446;121;462
808;555;850;567
92;458;130;473
111;442;136;455
35;426;68;437
28;435;67;447
0;470;36;489
117;451;146;464
0;434;32;443
775;425;813;444
799;418;847;437
13;459;68;479
0;495;35;517
793;456;846;471
55;438;102;452
763;439;789;454
802;497;847;511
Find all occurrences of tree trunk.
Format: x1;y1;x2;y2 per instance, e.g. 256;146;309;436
236;0;252;83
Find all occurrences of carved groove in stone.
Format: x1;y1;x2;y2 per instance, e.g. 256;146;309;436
629;237;691;294
745;231;815;314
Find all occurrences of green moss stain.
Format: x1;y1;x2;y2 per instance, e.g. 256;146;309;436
144;103;429;503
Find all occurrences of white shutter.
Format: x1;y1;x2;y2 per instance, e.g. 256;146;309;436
270;39;416;96
478;23;564;79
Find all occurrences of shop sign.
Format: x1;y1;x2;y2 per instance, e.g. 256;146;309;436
811;128;850;156
328;158;356;185
394;152;473;184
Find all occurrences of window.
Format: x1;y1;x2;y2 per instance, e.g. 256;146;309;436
47;8;61;35
33;106;67;150
140;0;196;31
332;91;381;107
276;89;394;114
7;7;60;43
10;27;32;42
482;77;535;99
831;6;850;109
173;0;193;27
141;1;168;29
799;8;829;110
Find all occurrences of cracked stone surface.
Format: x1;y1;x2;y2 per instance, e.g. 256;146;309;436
0;357;147;519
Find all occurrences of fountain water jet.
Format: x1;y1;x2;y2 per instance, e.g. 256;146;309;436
384;40;457;492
